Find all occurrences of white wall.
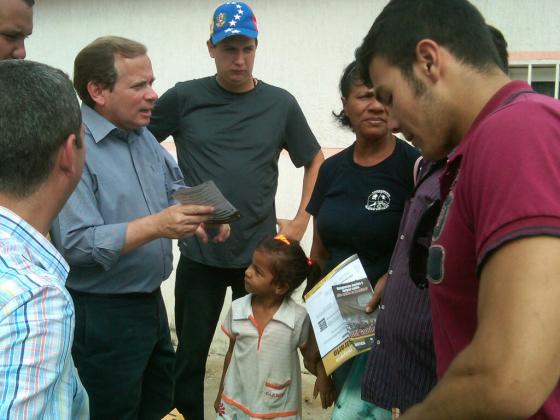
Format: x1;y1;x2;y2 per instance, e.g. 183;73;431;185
27;1;560;150
471;0;560;52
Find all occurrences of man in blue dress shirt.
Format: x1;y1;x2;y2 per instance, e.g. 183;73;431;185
52;36;228;420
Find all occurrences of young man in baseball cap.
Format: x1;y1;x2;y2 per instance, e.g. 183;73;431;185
149;2;324;418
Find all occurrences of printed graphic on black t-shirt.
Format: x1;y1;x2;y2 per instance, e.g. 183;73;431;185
365;190;391;211
306;140;420;282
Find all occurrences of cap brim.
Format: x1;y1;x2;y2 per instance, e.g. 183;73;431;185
211;29;258;45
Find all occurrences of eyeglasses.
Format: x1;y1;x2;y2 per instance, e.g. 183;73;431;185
408;198;442;289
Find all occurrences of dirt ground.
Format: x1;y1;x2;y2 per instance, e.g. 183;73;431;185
162;352;332;419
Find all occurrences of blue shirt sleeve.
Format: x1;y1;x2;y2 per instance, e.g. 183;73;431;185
160;144;187;205
54;165;128;271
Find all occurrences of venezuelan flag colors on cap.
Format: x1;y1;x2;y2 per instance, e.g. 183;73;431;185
210;2;258;45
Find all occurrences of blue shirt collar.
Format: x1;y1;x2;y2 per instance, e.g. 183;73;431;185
81;104;143;143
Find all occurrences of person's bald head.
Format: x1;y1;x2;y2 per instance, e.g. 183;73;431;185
0;0;33;60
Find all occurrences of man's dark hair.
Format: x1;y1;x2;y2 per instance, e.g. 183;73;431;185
22;0;35;6
356;0;503;85
74;36;147;108
487;24;509;72
0;60;81;197
333;60;364;128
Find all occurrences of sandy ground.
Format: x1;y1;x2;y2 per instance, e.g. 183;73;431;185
162;352;332;419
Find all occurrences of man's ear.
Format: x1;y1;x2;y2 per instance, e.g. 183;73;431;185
207;40;216;59
57;133;82;177
414;39;442;83
86;81;107;107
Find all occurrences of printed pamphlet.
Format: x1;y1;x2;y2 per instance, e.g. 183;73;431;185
172;180;240;224
304;254;378;375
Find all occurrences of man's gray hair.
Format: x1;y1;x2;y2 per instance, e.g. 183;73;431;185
0;60;81;197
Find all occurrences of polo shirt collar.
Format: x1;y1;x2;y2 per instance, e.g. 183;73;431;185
449;80;532;162
81;104;142;143
272;297;297;329
0;206;69;281
440;80;533;201
232;293;297;329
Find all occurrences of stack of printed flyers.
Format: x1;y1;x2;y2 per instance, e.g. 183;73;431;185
172;180;240;224
304;254;378;375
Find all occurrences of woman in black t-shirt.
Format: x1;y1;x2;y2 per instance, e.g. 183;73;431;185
304;61;419;419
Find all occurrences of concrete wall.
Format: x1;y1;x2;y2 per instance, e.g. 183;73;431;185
471;0;560;53
27;0;560;352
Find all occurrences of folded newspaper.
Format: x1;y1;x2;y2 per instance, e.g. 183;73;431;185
304;254;378;375
172;180;241;224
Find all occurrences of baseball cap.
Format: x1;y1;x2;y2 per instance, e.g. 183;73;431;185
210;2;258;45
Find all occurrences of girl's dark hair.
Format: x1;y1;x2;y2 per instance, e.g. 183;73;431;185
257;236;321;297
332;60;364;129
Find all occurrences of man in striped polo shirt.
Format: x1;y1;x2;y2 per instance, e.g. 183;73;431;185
0;60;89;418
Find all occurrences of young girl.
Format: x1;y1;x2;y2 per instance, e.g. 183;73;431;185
214;235;320;420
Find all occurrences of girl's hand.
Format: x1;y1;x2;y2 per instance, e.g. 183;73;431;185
313;364;336;409
214;394;224;415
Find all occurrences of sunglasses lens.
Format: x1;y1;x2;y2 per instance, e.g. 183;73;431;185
409;199;442;289
410;243;429;288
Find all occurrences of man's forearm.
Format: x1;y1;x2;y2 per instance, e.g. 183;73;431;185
294;150;324;224
403;344;535;420
122;213;161;255
409;237;560;419
277;150;324;241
